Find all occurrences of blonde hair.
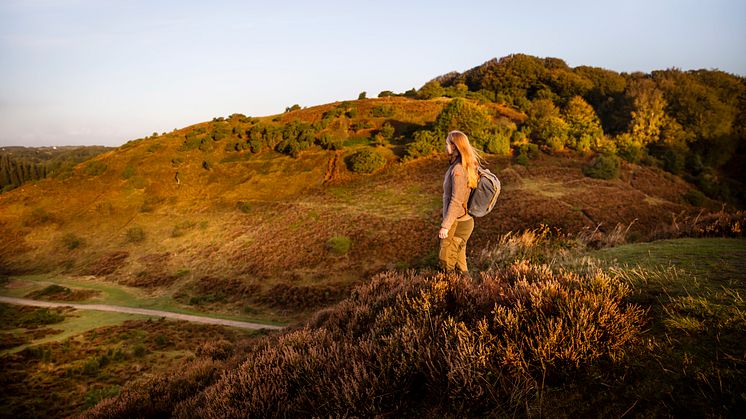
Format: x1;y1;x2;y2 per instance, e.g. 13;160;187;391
447;130;484;188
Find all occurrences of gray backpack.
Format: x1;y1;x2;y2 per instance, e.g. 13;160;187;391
467;167;501;217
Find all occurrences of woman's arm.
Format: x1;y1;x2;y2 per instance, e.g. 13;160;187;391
441;164;469;232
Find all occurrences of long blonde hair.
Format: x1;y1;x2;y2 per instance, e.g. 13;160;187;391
447;130;484;188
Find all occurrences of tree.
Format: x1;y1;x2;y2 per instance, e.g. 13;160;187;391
526;99;569;152
358;91;367;100
417;80;445;99
626;78;667;146
563;96;604;152
434;98;492;138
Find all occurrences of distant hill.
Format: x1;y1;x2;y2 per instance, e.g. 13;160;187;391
0;53;743;320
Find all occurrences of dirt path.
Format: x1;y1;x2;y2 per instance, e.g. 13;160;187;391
0;296;284;331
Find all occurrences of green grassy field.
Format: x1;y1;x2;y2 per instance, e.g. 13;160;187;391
594;237;746;282
0;274;287;327
586;238;746;416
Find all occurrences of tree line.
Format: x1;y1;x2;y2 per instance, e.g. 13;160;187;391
0;146;112;193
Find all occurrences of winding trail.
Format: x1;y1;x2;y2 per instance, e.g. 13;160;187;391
0;296;284;331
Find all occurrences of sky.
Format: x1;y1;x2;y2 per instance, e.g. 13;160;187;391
1;0;744;147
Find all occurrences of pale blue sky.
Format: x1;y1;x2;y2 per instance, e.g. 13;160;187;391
1;0;744;147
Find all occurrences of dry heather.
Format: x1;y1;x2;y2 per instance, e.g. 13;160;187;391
85;262;645;418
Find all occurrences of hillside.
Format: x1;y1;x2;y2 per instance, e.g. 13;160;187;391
0;96;728;323
1;53;744;323
1;53;745;416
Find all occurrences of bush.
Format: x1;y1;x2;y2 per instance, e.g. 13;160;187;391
169;265;643;417
582;154;620;179
83;161;108;176
125;226;146;243
346;150;386;174
404;130;440;160
24;207;53;226
484;133;510;155
326;236;352;256
16;307;65;328
236;201;252;214
371;105;394;118
683;189;706;206
514;143;540;165
62;233;83;250
317;133;344;150
121;165;135;179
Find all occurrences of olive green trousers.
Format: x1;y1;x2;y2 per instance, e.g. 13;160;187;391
439;218;474;273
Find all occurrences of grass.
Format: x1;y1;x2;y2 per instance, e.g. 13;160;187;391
1;312;255;418
587;238;746;417
593;237;746;282
2;308;152;355
0;274;286;327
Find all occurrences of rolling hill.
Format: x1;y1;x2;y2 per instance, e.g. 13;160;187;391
0;95;725;322
1;54;744;417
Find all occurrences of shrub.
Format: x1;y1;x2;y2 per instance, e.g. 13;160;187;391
83;161;108;176
347;150;386;174
84;359;224;417
196;339;234;361
582;154;620;180
371;105;394;118
317;133;344;150
683;189;706;206
379;122;395;140
24;207;53;226
17;307;65;328
236;201;252;214
125;226;145;243
170;265;643;417
514;143;540;165
62;233;83;250
404;130;440;160
484;133;510;155
326;236;352;256
121;165;135;179
132;344;147;358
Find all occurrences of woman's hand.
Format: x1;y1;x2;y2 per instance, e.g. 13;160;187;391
438;227;449;239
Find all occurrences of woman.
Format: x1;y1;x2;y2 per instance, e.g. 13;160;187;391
439;130;483;273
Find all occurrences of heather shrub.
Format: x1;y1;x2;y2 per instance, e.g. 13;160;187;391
167;264;644;417
82;358;224;418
